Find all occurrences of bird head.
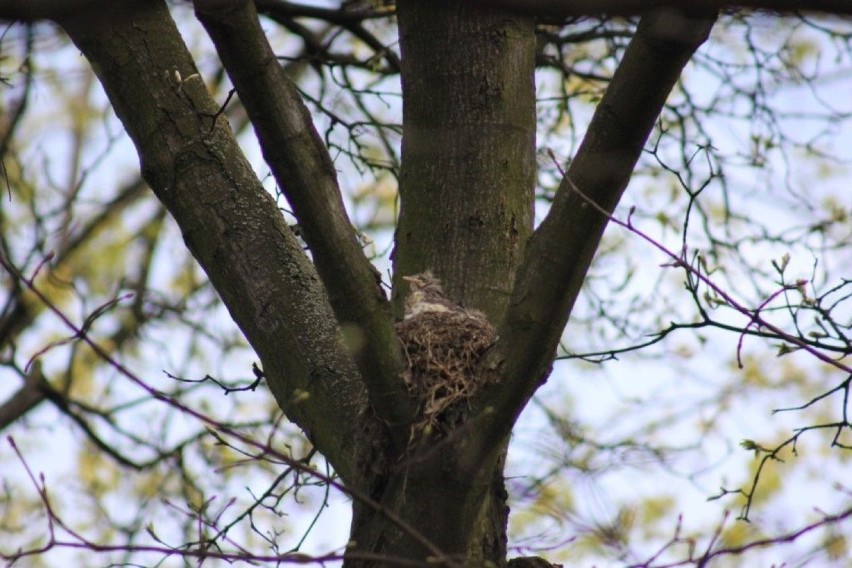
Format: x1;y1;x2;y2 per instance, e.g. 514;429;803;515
403;271;444;295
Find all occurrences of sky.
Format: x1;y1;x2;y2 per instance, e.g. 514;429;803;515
2;5;852;566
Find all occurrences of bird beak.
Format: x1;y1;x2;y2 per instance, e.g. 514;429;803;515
402;275;418;284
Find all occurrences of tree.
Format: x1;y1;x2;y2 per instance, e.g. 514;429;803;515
1;1;851;566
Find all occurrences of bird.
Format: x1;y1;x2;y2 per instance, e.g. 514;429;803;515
402;271;466;319
398;271;497;431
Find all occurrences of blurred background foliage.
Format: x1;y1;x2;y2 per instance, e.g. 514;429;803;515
1;3;851;566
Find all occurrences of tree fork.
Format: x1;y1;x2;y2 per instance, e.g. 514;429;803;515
470;8;718;468
348;0;536;564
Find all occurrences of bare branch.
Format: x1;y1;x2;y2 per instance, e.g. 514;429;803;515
0;361;46;430
56;0;365;482
474;8;717;464
467;0;852;18
0;0;151;21
194;0;413;435
0;257;452;567
6;0;852;23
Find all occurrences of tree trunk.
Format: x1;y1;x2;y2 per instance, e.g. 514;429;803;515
392;0;536;322
347;438;511;567
54;0;714;565
347;1;535;565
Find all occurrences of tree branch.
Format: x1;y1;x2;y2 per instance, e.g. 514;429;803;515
473;8;718;465
56;1;365;483
194;0;413;435
0;0;151;21
468;0;852;17
4;0;852;22
255;0;395;24
0;362;46;431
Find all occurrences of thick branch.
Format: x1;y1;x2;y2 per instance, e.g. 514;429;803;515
468;0;852;17
194;0;412;433
0;363;46;431
255;0;394;24
0;0;151;21
57;1;365;482
473;9;717;463
4;0;852;22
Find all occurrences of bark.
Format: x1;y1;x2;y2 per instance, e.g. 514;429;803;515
466;0;852;17
347;436;511;567
57;1;366;484
48;2;718;566
344;1;536;565
0;0;151;21
471;10;718;464
3;0;851;23
0;362;46;430
392;0;536;322
194;0;413;438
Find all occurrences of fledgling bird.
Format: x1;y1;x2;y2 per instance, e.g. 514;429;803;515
397;271;497;431
403;271;466;319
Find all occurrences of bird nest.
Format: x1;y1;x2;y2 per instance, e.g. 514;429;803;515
395;309;497;435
